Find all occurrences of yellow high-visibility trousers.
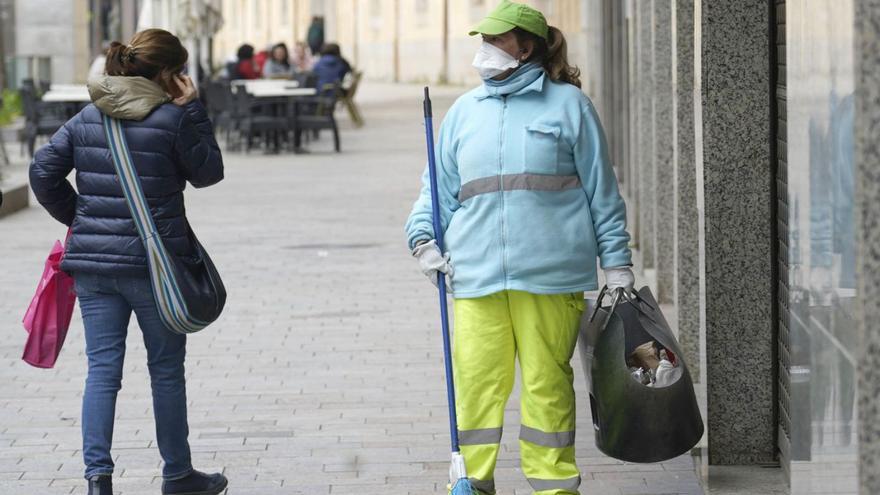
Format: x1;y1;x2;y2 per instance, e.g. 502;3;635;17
453;290;584;495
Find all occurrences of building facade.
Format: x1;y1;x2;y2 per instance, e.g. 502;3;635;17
0;0;91;86
592;0;880;493
136;0;223;85
0;0;219;88
212;0;602;92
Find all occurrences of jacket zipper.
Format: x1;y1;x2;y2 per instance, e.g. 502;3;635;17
499;96;509;287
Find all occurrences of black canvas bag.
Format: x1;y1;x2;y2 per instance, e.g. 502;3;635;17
578;286;704;463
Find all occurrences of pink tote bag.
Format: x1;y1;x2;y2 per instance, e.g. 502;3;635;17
22;235;76;368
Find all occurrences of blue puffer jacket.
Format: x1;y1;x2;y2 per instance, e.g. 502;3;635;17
29;76;224;276
312;55;351;92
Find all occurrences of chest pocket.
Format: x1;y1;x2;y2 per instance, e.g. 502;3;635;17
522;123;561;174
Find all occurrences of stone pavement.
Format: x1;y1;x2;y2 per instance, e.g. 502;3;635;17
0;82;703;494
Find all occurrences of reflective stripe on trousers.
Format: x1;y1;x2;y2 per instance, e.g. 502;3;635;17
527;476;582;492
453;290;584;495
459;427;503;446
458;173;582;203
520;425;576;448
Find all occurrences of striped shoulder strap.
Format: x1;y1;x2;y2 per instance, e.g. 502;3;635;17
102;115;159;241
102;114;207;334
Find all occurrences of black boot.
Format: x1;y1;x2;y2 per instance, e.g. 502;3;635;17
162;470;228;495
87;475;113;495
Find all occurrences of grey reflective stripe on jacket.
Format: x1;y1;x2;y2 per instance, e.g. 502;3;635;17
519;425;576;448
458;173;582;203
459;427;503;445
527;475;581;492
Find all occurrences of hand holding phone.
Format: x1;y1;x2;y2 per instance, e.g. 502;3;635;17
172;74;198;106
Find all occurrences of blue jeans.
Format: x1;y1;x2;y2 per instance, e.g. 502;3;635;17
75;273;193;480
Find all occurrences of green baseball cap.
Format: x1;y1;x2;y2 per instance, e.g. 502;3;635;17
469;1;549;40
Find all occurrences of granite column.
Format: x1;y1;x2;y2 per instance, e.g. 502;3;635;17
699;0;776;464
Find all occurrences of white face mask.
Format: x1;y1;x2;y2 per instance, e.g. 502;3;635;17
472;41;520;79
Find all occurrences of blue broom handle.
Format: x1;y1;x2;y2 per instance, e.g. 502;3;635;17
423;87;461;454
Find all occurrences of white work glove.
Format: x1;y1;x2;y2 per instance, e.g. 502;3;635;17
604;266;635;292
412;239;454;287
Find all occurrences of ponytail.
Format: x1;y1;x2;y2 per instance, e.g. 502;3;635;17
513;26;582;89
104;41;133;76
543;27;581;88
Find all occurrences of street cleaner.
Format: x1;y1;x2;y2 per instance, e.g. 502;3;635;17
405;1;635;494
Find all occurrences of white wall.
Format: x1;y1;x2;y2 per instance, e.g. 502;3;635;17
14;0;81;83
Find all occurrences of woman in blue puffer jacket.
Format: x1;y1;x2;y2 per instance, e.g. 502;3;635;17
29;29;227;495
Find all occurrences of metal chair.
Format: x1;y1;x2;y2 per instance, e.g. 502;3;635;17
233;89;291;153
19;85;67;157
293;83;341;153
202;80;234;138
20;79;36;94
292;71;318;89
340;70;364;127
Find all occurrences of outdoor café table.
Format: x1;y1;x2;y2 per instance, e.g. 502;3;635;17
231;79;302;93
48;84;90;94
41;86;91;119
246;87;316;98
42;87;90;103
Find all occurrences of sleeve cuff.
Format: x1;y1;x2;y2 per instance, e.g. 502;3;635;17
599;251;633;270
407;232;433;251
184;100;209;122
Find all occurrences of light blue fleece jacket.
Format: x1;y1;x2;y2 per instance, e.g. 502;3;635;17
405;63;631;299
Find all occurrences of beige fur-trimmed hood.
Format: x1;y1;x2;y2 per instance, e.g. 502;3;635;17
87;76;171;121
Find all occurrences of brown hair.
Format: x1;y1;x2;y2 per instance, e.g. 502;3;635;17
320;43;342;57
105;29;188;96
513;26;581;88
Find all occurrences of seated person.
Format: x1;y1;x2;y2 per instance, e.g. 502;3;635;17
291;41;314;72
263;42;295;79
232;44;260;80
311;43;352;94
